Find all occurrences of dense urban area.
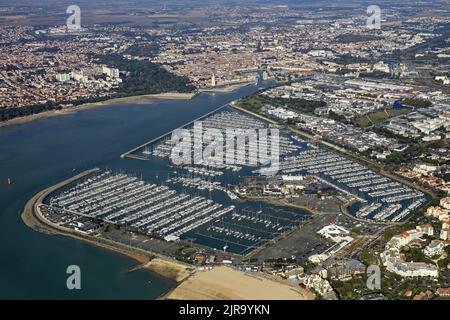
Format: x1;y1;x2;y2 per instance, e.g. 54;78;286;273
3;0;450;300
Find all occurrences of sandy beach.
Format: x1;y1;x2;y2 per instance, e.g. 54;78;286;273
142;258;192;282
199;81;253;93
0;92;196;128
166;266;314;300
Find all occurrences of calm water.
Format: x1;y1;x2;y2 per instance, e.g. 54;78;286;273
0;84;268;299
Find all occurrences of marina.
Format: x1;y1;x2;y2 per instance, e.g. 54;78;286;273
127;107;301;170
167;176;226;192
48;170;236;241
46;170;309;255
37;101;429;260
1;76;280;299
278;147;428;222
84;106;429;260
191;206;310;255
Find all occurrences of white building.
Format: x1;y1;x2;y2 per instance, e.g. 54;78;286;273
381;224;438;278
440;197;450;210
55;73;71;82
267;107;298;120
102;66;120;78
422;134;442;142
373;61;390;73
440;228;450;241
426;206;450;221
413;164;438;175
384;258;438;277
71;71;88;83
302;274;337;299
435;75;450;85
423;240;444;258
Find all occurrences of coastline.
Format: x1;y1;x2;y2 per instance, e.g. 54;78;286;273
230;104;435;201
20;168;314;301
198;81;254;93
166;266;314;300
20;168;194;286
0;92;196;129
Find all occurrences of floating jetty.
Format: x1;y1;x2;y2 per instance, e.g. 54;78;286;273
167;176;225;192
46;169;308;254
120;103;232;159
279;148;427;222
123;107;300;176
49;170;236;242
116;103;428;242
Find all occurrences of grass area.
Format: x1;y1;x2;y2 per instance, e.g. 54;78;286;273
360;248;378;265
238;93;326;115
381;222;419;242
331;277;366;300
400;98;432;108
356;108;411;128
380;270;443;299
401;246;433;264
238;94;276;113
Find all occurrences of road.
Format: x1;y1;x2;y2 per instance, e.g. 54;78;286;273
231;103;435;201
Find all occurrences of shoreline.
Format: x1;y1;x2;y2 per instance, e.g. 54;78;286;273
198;81;254;93
166;266;314;300
0;92;196;129
20;168;314;301
230;104;435;204
20;168;194;287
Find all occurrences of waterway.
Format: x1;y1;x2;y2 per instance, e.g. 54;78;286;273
0;82;272;299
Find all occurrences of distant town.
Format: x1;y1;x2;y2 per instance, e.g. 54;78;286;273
2;0;450;301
